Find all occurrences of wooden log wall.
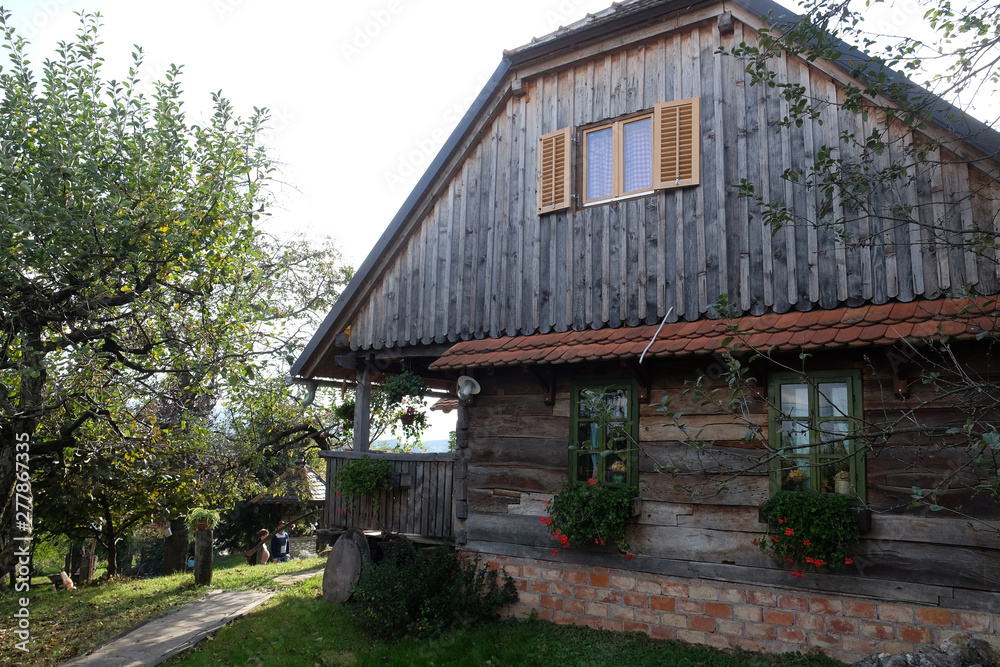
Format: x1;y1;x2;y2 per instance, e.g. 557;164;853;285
463;362;1000;607
322;450;455;540
349;12;1000;352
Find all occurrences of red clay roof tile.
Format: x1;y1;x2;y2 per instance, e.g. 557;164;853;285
426;297;999;370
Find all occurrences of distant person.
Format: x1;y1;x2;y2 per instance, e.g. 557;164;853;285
245;528;270;565
270;522;291;562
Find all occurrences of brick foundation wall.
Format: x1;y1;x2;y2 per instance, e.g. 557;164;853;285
471;552;999;664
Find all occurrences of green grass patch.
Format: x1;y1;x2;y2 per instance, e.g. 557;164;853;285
0;554;324;666
167;583;846;667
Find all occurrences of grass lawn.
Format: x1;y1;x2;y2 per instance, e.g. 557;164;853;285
166;576;847;667
0;554;325;666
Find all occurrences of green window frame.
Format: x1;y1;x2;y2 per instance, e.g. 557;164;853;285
768;370;865;501
569;380;639;487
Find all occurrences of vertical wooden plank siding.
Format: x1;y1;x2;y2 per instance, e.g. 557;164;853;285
343;18;999;352
323;451;455;539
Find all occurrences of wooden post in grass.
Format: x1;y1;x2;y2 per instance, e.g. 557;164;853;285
194;529;213;586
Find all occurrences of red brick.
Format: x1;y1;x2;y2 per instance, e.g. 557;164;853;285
577;616;600;629
599;590;623;604
705;602;732;618
660;613;688;628
585;602;608;617
779;595;810;612
826;617;859;634
737;638;768;653
522;566;541;578
877;641;916;655
662;582;688;597
718;588;747;604
716;619;744;636
843;635;877;654
519;592;540;606
678;599;705;614
764;610;795;626
625;621;651;634
651;626;677;640
541;595;562;610
624;592;649;607
529;580;550;594
797;614;824;631
810;598;843;615
899;625;932;643
746;622;777;639
651;596;676;612
860;621;895;639
589;573;611;588
735;605;763;622
610;604;635;621
534;608;553;621
636;609;659;624
748;590;778;607
778;627;807;643
691;616;716;632
612;575;636;590
809;632;842;649
564;599;586;614
551;582;573;596
690;584;719;600
598;618;625;632
636;579;661;594
551;610;575;625
513;579;528;592
879;604;914;623
845;601;878;618
565;569;588;585
705;634;736;650
916;608;953;627
956;611;993;633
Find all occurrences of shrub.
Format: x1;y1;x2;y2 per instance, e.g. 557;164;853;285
545;479;638;554
757;491;861;577
350;538;518;639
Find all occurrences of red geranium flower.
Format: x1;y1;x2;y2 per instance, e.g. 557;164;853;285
587;478;597;485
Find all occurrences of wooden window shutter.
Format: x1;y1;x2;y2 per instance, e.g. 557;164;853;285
653;98;700;189
537;127;571;213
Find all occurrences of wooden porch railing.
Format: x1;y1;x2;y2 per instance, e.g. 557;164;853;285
321;450;455;540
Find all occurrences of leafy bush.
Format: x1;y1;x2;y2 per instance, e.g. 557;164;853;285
335;456;393;509
350;538;518;639
545;480;638;553
757;491;861;577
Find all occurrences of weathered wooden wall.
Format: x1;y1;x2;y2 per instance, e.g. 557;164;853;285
460;361;1000;610
349;9;1000;351
322;450;455;540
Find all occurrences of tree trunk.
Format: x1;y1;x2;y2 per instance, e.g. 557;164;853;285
68;541;83;584
194;529;213;586
162;518;188;575
102;501;118;577
80;540;96;583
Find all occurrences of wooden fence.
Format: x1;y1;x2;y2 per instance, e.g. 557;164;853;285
321;450;455;540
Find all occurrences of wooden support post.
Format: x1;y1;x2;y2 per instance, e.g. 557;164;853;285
194;529;213;586
353;363;372;452
454;397;471;544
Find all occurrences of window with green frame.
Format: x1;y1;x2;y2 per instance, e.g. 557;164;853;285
768;370;865;501
569;380;639;487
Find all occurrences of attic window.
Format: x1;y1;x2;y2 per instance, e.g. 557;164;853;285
536;97;700;213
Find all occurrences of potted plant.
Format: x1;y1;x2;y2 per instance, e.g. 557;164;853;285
543;478;638;556
400;405;417;426
335;456;394;510
185;508;221;533
382;369;426;405
755;491;861;578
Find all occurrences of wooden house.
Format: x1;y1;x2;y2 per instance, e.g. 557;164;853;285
292;0;1000;661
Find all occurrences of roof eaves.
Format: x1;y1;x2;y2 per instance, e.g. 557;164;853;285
290;58;513;379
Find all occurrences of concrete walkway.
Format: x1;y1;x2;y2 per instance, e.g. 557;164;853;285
61;568;324;667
